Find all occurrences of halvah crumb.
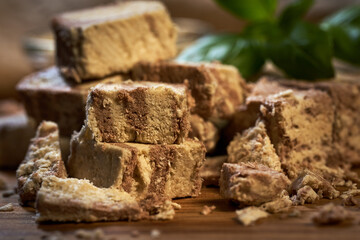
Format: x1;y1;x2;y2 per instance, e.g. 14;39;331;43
0;203;14;212
201;205;216;215
150;229;161;238
236;207;269;226
312;203;353;225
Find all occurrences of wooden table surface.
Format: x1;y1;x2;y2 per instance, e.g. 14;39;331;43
1;170;360;240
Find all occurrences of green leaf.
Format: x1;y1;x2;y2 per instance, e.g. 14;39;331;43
214;0;277;21
322;5;360;26
279;0;314;31
327;25;360;65
177;34;265;78
242;21;283;42
268;22;334;80
322;5;360;65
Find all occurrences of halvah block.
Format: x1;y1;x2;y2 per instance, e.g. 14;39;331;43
67;127;205;199
86;81;190;144
52;1;177;82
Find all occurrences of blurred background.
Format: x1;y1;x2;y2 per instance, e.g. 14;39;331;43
0;0;359;99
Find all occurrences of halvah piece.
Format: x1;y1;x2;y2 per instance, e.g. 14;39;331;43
220;163;290;206
68;126;205;199
241;79;340;181
16;121;67;206
227;120;281;172
86;81;190;144
260;77;360;166
53;1;177;82
36;176;142;222
260;193;293;213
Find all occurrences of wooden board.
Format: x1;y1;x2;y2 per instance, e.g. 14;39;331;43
1;170;360;240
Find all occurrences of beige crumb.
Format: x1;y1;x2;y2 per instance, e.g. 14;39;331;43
2;189;15;198
312;203;353;225
75;228;105;240
201;205;216;215
0;177;7;190
340;188;360;200
0;203;14;212
171;202;181;210
345;181;354;188
291;186;319;205
350;183;358;190
236;207;269;226
150;200;177;220
342;196;359;206
150;229;161;238
260;193;292;213
290;170;339;201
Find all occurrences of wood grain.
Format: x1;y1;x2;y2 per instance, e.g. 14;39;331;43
1;170;360;240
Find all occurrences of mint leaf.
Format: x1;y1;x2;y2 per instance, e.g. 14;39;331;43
214;0;277;21
268;22;334;80
242;22;284;44
177;35;265;78
279;0;314;31
327;26;360;65
322;6;360;65
322;6;360;26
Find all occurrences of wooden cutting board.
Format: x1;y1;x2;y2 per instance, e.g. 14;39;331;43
1;170;360;240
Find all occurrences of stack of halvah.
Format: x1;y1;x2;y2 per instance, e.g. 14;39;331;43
15;1;210;222
67;80;206;220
